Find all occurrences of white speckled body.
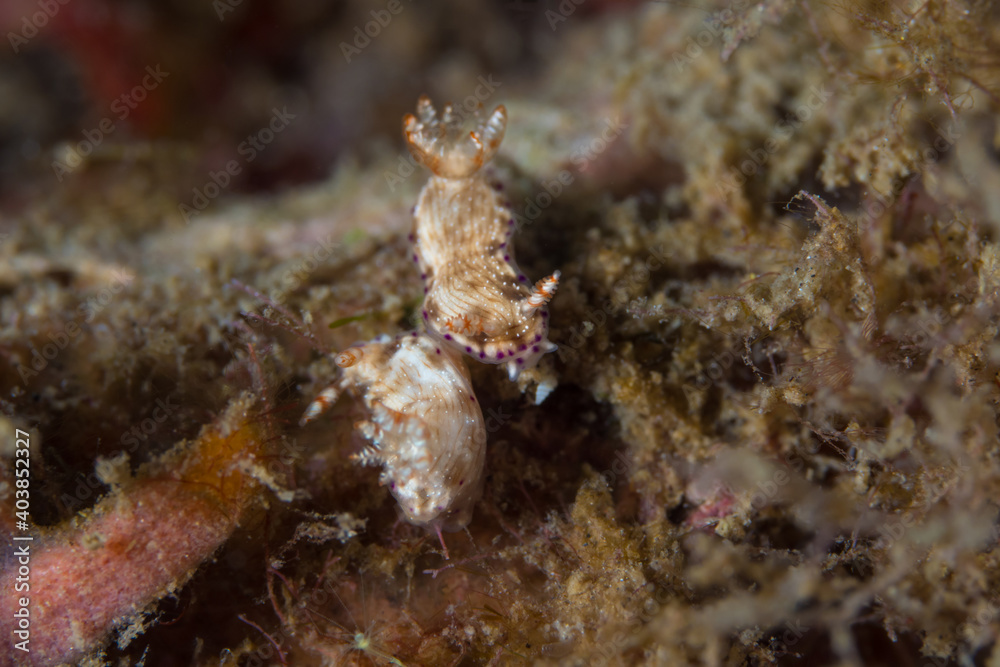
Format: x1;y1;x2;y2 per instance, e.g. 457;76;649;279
405;96;559;380
301;332;486;530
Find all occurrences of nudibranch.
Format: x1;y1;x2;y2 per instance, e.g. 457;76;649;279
405;96;559;381
300;332;486;531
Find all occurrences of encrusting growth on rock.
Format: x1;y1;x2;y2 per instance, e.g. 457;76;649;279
0;397;266;666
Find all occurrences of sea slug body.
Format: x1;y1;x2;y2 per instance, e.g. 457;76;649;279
404;95;559;381
300;332;486;531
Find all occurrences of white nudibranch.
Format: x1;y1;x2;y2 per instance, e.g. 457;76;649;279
301;332;486;531
405;95;560;381
300;97;563;533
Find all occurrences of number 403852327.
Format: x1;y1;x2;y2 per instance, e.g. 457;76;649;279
14;429;31;523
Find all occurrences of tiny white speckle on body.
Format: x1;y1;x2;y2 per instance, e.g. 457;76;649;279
301;332;486;531
300;97;563;534
405;96;560;381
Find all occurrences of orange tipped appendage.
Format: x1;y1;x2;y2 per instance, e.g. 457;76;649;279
403;95;506;179
525;271;561;312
